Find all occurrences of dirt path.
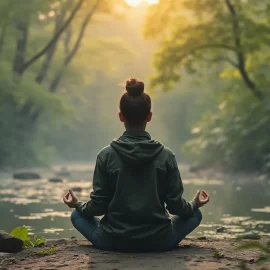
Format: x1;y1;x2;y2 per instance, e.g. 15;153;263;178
0;237;269;270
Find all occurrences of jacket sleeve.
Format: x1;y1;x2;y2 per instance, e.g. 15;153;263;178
165;154;198;217
75;155;112;217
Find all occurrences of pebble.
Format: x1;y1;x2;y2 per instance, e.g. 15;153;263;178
197;236;207;240
216;227;226;233
46;259;55;262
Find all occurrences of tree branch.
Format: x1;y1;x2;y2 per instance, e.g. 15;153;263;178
35;10;66;83
64;25;72;56
18;0;85;75
0;22;7;56
13;20;29;74
63;0;73;56
202;55;239;67
172;43;237;62
29;0;101;124
224;0;262;100
49;0;100;93
64;0;100;67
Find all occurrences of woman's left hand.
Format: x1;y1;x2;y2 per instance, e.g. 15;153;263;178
63;189;78;208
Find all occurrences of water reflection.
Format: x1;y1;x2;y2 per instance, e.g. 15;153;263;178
0;165;269;240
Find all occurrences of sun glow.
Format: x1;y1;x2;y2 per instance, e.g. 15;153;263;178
125;0;159;7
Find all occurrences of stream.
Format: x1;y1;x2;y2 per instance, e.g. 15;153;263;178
0;163;269;240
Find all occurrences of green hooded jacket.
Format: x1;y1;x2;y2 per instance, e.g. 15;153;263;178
75;130;198;240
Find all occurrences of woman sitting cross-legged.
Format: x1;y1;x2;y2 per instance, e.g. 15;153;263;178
63;78;210;252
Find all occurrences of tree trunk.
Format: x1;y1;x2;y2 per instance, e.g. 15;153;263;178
0;22;7;57
225;0;262;100
49;70;63;93
13;20;29;74
49;0;100;93
64;25;72;56
18;0;85;75
24;0;100;125
35;13;66;83
19;0;77;122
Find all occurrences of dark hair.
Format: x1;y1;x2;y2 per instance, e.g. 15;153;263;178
119;78;151;126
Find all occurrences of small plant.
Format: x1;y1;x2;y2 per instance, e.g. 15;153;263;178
237;241;270;264
10;226;45;248
213;250;225;259
35;247;56;256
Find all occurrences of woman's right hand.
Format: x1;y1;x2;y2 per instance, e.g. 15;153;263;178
193;190;210;208
63;189;79;208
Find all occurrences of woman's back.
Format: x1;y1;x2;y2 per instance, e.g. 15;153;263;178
99;130;171;240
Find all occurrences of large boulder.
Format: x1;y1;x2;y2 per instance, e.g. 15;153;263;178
13;172;41;180
0;231;23;253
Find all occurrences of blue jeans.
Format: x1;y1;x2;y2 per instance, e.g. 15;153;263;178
71;209;202;251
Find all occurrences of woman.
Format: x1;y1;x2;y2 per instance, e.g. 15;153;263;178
63;78;210;252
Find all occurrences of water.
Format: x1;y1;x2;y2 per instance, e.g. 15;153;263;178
0;163;269;240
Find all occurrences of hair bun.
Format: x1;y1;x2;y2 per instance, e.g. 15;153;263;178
125;78;144;97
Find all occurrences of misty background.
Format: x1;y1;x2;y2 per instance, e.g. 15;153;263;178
0;0;269;240
0;0;269;174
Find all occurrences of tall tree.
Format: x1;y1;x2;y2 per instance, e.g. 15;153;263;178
0;0;131;167
144;0;270;100
18;0;85;75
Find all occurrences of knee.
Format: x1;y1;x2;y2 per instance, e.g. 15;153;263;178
70;209;81;225
194;209;202;224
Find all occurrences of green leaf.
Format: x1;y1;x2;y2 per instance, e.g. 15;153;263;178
10;227;46;249
256;255;268;263
23;240;34;248
10;226;30;241
34;236;46;247
35;248;56;256
213;251;225;259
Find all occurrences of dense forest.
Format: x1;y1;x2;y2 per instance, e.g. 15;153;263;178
0;0;269;174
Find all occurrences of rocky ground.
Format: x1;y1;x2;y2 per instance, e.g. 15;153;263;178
0;237;269;270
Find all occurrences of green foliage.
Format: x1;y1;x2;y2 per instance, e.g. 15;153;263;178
10;227;30;242
237;241;270;264
33;235;46;247
0;0;133;168
144;0;270;94
213;250;225;259
145;0;270;172
184;89;270;172
35;247;56;256
10;226;45;249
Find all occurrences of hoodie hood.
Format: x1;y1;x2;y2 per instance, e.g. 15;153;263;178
110;130;164;167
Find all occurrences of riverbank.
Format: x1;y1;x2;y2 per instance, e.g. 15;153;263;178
0;237;269;270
